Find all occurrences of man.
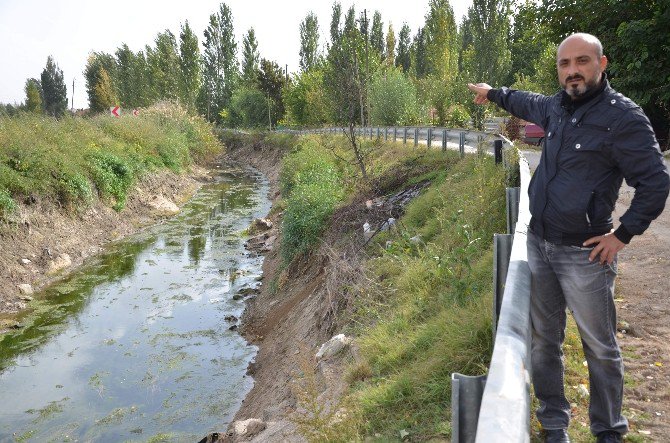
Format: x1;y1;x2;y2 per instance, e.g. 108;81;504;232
468;33;669;443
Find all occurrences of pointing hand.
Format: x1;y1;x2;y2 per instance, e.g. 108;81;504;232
467;83;492;105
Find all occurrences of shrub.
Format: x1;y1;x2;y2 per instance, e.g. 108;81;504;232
0;188;16;218
88;151;134;211
280;141;344;263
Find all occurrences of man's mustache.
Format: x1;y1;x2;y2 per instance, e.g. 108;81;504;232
566;74;585;82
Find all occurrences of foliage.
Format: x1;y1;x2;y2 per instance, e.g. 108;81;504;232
85;52;118;113
24;78;42;114
369;67;419;126
395;23;412;73
384;24;395;67
0;188;16;218
201;2;239;123
227;86;269;128
146;30;180;102
40;56;68;118
299;12;320;72
178;21;202;113
241;28;260;86
279;140;344;264
369;11;384;60
445;103;471;128
257;59;288;127
423;0;460;83
91;67;118;112
461;0;512;89
283;68;331;127
508;0;553;86
0;103;220;216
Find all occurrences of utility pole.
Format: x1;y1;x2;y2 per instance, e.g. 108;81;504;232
285;64;289;83
71;78;75;112
267;93;272;130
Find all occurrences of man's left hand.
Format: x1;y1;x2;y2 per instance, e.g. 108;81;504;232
583;232;625;264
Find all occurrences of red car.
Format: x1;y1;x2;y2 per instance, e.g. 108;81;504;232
523;123;545;146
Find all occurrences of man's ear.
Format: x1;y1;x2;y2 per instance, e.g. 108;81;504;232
600;55;608;71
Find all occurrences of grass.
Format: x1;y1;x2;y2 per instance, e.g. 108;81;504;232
256;132;512;441
0;102;221;217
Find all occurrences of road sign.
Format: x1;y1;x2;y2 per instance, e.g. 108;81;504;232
110;106;120;117
132;109;139;116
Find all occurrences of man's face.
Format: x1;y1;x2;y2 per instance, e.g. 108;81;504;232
556;37;607;99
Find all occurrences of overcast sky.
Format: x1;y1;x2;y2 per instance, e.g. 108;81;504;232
0;0;472;109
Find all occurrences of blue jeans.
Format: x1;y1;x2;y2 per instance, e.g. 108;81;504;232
527;230;628;436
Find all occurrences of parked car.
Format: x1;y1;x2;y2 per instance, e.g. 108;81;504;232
523;123;545;146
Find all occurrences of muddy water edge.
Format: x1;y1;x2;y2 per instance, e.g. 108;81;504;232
0;163;271;441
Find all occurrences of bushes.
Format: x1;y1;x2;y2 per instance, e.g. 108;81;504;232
0;103;221;217
280;140;344;263
0;188;16;218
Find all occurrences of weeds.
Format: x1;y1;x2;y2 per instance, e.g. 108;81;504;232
0;103;221;218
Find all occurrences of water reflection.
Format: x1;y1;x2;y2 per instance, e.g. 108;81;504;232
0;164;271;442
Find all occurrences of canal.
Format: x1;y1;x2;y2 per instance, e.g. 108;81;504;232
0;163;270;441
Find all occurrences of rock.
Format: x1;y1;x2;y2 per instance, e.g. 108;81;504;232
17;284;34;295
237;287;259;296
316;334;352;360
248;218;273;235
231;418;266;440
47;253;72;275
576;384;589;398
409;235;422;244
20;258;32;265
0;319;21;330
224;315;238;322
228;324;238;331
232;294;244;301
147;195;180;216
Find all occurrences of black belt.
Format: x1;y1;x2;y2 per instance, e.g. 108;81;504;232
529;217;609;247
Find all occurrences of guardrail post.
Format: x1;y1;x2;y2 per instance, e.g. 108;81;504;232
414;128;419;147
459;132;466;158
506;187;520;235
394;127;397;142
403;127;408;144
442;129;447;152
377;127;381;139
494;140;503;164
427;127;432;148
493;233;513;339
452;373;487;443
385;127;388;141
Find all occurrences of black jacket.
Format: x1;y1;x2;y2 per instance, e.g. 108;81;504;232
488;79;669;244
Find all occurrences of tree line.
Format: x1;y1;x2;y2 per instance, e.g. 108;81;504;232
1;0;667;145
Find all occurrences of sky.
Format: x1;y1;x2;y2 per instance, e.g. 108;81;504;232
0;0;473;109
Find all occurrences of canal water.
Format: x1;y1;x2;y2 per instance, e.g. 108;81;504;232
0;164;271;442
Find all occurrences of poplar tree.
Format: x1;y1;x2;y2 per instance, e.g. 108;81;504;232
84;52;117;112
241;28;260;85
385;24;396;66
396;23;412;73
146;30;180;101
370;11;384;59
423;0;459;81
179;21;202;112
24;78;42;113
40;56;68;117
91;66;118;112
201;2;238;123
299;12;320;72
329;2;342;47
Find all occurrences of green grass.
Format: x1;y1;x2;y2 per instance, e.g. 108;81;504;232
256;132;512;441
0;103;221;217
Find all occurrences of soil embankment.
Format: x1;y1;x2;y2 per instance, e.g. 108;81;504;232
222;140;356;442
0;166;213;324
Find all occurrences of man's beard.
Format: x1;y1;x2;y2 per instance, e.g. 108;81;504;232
563;73;600;99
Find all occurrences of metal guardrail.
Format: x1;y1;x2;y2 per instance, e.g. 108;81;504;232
476;154;532;443
288;125;505;155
